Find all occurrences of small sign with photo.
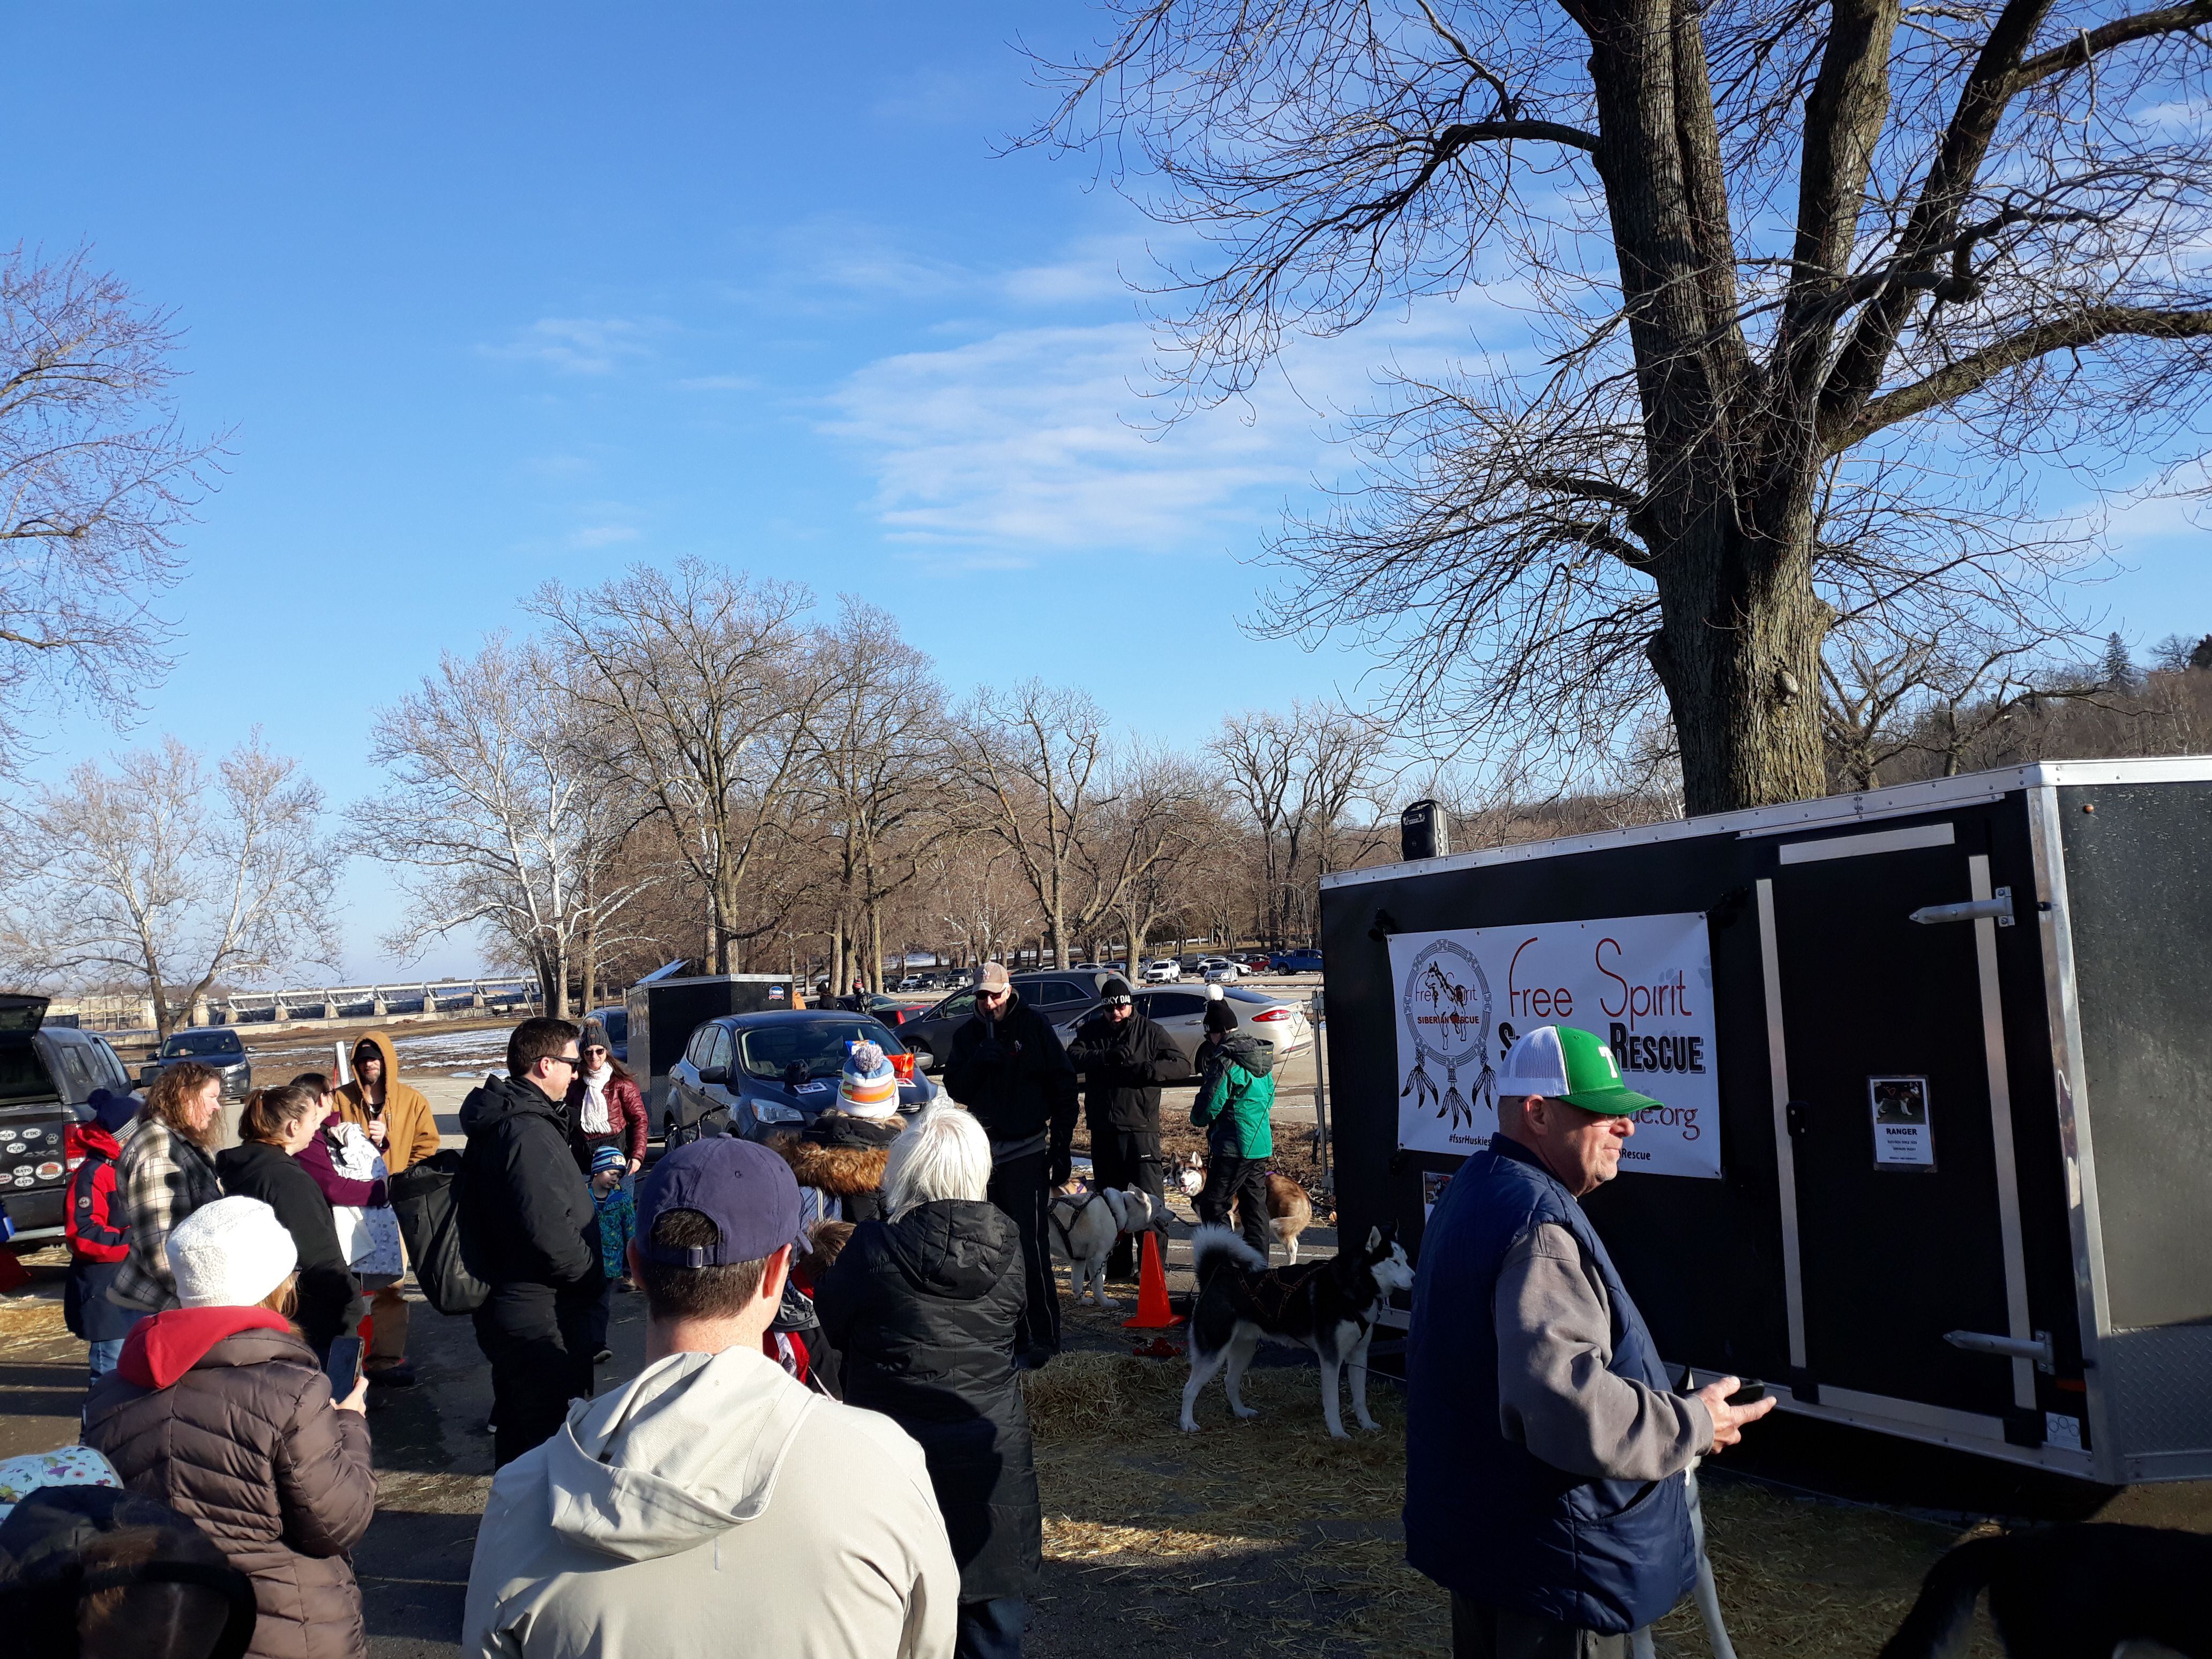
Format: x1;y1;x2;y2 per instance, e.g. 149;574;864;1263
1869;1075;1934;1170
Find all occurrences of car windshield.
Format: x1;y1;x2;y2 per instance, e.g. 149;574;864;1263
737;1020;905;1081
160;1032;242;1058
597;1011;627;1042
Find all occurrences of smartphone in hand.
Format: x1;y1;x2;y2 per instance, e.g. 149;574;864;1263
324;1336;364;1402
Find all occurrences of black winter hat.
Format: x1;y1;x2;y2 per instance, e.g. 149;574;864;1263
1101;977;1133;1005
1203;985;1237;1035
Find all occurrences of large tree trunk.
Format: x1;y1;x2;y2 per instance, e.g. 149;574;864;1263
1647;519;1830;815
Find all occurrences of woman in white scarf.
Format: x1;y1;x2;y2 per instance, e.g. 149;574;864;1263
566;1020;646;1180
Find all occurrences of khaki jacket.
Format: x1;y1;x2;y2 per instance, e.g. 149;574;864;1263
332;1029;440;1172
464;1344;957;1659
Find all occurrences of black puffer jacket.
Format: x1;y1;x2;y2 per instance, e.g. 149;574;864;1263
1066;1011;1187;1133
815;1199;1041;1600
942;996;1078;1157
456;1074;602;1295
215;1141;360;1354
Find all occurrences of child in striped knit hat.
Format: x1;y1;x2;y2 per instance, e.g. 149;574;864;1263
836;1041;901;1119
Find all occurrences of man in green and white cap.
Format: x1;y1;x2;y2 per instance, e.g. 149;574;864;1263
1404;1024;1775;1659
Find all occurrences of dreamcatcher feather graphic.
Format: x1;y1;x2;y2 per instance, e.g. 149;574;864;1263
1400;940;1492;1133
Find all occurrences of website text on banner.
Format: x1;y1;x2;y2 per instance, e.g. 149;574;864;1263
1387;914;1721;1178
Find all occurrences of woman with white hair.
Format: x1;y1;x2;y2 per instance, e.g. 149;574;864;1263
816;1103;1042;1659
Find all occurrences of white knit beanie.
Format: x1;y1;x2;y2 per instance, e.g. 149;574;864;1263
165;1197;299;1309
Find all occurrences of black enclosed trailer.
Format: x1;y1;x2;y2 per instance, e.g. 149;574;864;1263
623;964;794;1129
1319;758;2212;1484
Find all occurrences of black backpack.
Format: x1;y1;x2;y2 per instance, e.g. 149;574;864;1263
387;1150;489;1316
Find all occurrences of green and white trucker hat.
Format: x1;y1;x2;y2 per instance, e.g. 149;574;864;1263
1497;1025;1663;1116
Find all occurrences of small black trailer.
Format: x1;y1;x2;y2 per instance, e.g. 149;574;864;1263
1319;758;2212;1484
623;964;794;1129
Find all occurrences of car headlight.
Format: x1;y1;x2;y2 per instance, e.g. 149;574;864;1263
751;1100;803;1124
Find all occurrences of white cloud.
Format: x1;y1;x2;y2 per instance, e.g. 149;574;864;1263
570;524;642;548
483;317;663;375
824;296;1504;563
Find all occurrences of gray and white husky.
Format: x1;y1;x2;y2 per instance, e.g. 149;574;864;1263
1047;1183;1155;1308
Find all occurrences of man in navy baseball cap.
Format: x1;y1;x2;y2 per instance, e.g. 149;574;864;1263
464;1132;960;1657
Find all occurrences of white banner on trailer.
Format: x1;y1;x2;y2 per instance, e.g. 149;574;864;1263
1388;912;1722;1178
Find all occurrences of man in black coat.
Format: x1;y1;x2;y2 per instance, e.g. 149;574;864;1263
942;962;1078;1365
458;1017;603;1467
1065;977;1183;1280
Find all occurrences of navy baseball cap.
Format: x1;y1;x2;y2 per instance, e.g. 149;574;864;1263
634;1137;801;1267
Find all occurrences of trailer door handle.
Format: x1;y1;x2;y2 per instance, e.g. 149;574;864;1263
1910;887;2013;927
1944;1327;2053;1372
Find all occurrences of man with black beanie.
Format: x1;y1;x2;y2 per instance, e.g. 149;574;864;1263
1066;977;1184;1281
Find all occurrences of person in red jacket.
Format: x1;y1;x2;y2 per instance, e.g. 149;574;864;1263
65;1089;145;1381
566;1020;647;1180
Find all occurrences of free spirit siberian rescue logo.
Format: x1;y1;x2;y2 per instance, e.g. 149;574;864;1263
1399;937;1494;1133
1388;914;1723;1176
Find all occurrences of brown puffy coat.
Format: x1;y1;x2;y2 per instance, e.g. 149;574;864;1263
84;1314;377;1659
769;1111;903;1229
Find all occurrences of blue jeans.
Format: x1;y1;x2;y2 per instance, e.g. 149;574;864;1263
955;1597;1026;1659
87;1338;125;1380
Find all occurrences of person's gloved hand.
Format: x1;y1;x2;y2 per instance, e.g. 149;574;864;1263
971;1036;1006;1066
1048;1148;1073;1188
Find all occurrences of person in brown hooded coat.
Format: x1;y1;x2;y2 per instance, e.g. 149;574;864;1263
84;1195;376;1659
331;1031;437;1385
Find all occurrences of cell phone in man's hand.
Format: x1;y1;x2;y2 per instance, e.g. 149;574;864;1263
324;1336;363;1402
1725;1381;1765;1406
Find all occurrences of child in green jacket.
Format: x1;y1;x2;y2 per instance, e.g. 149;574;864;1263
1191;1024;1276;1259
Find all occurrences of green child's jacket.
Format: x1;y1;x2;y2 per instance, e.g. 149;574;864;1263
1191;1034;1275;1160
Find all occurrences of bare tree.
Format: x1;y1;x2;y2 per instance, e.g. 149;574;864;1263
810;599;951;993
1035;0;2212;813
929;835;1043;968
950;683;1204;970
529;562;822;974
947;680;1116;971
13;734;337;1038
348;635;657;1018
2;245;226;775
1211;699;1388;944
1087;748;1215;973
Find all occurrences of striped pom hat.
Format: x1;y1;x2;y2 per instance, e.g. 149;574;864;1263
838;1040;900;1119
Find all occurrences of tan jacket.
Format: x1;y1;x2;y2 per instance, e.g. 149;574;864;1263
464;1344;957;1659
333;1029;440;1173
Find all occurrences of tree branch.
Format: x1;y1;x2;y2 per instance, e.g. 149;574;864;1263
1836;305;2212;446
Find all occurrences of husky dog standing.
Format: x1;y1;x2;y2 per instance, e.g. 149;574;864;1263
1180;1223;1415;1439
1176;1157;1316;1262
1047;1183;1155;1307
1879;1523;2211;1659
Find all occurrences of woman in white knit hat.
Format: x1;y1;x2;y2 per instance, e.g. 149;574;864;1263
83;1196;378;1659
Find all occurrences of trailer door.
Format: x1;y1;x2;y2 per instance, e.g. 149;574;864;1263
1762;818;2038;1439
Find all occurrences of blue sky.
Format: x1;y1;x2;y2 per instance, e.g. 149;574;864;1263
6;4;2208;982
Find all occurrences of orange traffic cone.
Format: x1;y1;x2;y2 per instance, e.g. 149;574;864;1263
1121;1229;1184;1331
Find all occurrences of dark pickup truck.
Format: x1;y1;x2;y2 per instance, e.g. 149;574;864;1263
137;1028;253;1100
2;993;140;1242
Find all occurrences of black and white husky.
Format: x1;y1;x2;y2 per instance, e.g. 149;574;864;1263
1180;1223;1415;1439
1878;1523;2211;1659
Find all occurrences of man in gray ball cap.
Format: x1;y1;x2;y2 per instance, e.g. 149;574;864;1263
464;1137;960;1658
